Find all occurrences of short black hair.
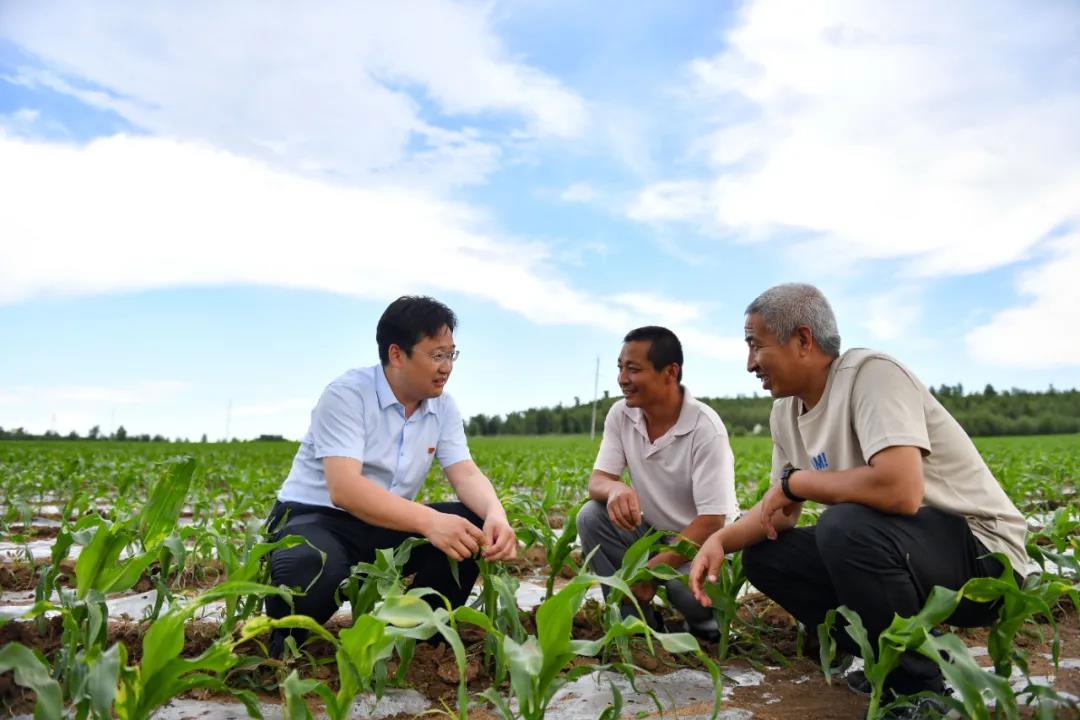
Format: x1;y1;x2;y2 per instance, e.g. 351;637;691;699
623;325;683;382
377;296;457;366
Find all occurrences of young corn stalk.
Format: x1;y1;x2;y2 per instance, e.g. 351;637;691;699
958;554;1079;714
477;574;723;720
700;549;747;661
114;580;293;720
820;586;1016;720
475;557;527;684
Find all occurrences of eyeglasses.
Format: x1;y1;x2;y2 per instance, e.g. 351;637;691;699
427;349;460;364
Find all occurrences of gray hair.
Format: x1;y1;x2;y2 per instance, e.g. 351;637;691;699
746;283;842;357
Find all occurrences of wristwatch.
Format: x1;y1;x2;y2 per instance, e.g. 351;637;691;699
779;463;806;503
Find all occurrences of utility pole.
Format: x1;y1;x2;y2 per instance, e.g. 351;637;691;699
590;356;600;441
225;399;232;442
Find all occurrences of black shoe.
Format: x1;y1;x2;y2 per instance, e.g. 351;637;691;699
621;603;665;633
268;627;309;660
684;618;720;643
847;669;871;697
877;694;951;719
268;628;287;660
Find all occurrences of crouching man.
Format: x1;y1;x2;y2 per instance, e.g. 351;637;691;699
265;295;517;656
690;283;1027;718
578;326;739;640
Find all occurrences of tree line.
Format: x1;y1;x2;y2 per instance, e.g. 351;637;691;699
2;384;1076;442
465;384;1080;438
0;425;288;443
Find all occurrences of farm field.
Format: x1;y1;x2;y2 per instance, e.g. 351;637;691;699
0;434;1077;719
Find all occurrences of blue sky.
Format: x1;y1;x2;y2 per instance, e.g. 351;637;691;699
1;0;1079;440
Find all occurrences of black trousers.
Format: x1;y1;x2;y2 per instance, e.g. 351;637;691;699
743;503;1006;695
264;500;482;625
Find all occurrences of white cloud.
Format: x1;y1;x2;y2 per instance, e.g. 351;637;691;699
0;381;191;407
858;287;923;343
0;0;586;188
628;180;712;224
560;183;598;204
611;293;702;326
233;399;315;419
965;234;1080;368
630;0;1080;277
0;133;741;358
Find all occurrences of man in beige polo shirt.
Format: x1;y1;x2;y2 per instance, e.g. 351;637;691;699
688;283;1027;716
577;325;739;640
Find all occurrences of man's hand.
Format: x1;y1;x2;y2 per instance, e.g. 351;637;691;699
607;483;642;530
631;579;656;605
758;484;800;541
423;510;485;561
689;531;726;607
481;513;518;561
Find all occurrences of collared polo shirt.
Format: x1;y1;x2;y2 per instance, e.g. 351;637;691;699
277;364;472;508
593;389;738;532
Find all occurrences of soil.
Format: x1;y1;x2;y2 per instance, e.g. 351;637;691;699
0;558;227;592
2;589;1078;719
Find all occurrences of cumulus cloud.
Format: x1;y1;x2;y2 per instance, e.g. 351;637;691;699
0;133;743;359
965;234;1080;368
629;0;1080;277
0;0;586;188
858;286;924;343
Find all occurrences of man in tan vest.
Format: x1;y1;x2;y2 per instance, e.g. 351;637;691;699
688;283;1027;718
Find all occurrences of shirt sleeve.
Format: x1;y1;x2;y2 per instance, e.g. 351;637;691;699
593;404;627;476
851;358;931;463
311;383;366;461
435;395;472;469
769;440;789;486
768;403;791;485
690;431;738;518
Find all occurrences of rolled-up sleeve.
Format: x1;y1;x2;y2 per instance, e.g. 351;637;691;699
311;383;366;461
435;396;472;469
593;405;627;476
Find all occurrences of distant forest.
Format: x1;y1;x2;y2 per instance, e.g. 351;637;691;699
1;384;1077;442
464;384;1080;438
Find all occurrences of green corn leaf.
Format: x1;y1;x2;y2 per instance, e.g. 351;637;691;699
282;670;320;720
545;500;583;598
74;520;131;598
0;643;63;720
138;456;196;551
239;614;338;647
87;643;126;720
817;609;840;685
919;632;1017;720
338;614;395;680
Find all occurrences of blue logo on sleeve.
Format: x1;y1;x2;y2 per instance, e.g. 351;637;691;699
811;452;829;470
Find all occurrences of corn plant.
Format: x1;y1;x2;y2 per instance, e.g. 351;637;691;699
542;499;584;599
825;587;1016;720
248;613;396;720
205;519;311;632
0;642;63;720
1026;506;1079;578
114;580;291;720
477;573;723;720
596;530;683;663
700;549;747;661
73;456;196;599
475;558;527;683
959;554;1079;681
270;588;477;719
339;537;427;620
